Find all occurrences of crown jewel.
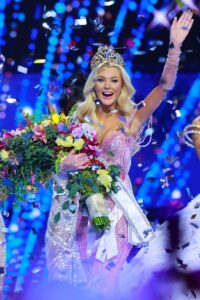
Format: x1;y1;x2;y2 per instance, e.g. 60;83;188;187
90;45;124;70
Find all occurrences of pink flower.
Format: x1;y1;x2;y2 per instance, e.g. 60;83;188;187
32;125;47;143
71;124;83;138
0;141;5;150
10;128;24;136
3;132;13;139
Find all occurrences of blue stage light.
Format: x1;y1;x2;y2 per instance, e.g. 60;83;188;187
47;45;56;53
55;2;66;14
49;36;59;46
83;0;90;6
67;62;75;70
41;77;49;85
46;53;54;61
78;7;88;17
18;12;25;22
30;28;38;40
128;1;137;11
72;0;81;8
28;43;35;51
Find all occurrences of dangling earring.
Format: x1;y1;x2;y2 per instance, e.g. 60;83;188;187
95;98;101;106
92;91;101;106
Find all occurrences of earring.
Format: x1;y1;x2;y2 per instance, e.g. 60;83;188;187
95;98;101;106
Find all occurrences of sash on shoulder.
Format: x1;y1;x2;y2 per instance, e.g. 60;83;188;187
95;177;155;262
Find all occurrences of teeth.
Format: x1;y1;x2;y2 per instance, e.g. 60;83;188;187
103;92;113;96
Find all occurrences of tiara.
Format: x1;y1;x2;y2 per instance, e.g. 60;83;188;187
90;45;125;70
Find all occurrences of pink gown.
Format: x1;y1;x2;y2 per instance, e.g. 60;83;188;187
45;128;141;297
45;126;200;299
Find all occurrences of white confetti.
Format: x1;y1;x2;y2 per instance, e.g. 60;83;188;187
74;18;87;26
17;65;28;74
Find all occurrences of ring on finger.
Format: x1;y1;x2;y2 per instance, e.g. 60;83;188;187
181;26;189;30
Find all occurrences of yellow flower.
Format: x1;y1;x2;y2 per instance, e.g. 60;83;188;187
73;138;85;151
51;113;60;124
41;119;51;126
60;113;69;125
97;169;109;176
56;135;74;147
97;173;112;192
0;149;9;162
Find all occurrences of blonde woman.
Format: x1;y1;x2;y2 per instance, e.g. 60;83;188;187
45;11;194;298
183;115;200;158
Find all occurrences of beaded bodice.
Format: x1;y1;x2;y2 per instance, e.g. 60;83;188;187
100;130;140;178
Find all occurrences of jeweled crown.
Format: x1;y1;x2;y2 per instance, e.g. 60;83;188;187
90;45;125;70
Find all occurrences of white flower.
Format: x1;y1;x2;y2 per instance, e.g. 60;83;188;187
82;123;96;140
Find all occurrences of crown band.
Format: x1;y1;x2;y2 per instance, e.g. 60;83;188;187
90;45;125;70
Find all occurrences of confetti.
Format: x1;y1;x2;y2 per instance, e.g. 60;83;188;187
0;53;5;70
191;214;197;219
176;257;188;269
42;22;52;31
6;97;18;104
74;18;87;26
3;211;9;217
17;65;28;74
34;59;46;64
32;267;42;274
32;228;37;235
181;242;190;249
186;187;193;200
190;222;199;229
43;10;57;19
194;202;200;209
175;110;181;117
76;56;83;64
92;42;104;47
104;1;115;6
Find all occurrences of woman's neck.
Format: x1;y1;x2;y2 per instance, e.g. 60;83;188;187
96;105;118;119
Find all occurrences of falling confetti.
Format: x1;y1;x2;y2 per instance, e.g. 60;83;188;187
17;65;28;74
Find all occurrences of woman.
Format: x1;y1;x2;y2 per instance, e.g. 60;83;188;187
45;10;194;298
183;116;200;158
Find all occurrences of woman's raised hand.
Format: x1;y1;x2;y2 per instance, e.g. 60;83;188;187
170;10;194;47
59;152;90;174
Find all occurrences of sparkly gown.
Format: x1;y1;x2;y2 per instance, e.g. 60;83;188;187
45;127;200;299
45;128;141;297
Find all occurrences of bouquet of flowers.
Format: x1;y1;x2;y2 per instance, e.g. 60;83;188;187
0;110;120;230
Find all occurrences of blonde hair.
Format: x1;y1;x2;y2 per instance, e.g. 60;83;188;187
76;62;136;128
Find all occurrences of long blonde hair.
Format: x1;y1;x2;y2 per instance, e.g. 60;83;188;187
76;62;136;128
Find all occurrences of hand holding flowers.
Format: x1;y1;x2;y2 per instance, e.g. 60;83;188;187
0;110;121;231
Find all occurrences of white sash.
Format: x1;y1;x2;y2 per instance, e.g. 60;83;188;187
95;177;155;262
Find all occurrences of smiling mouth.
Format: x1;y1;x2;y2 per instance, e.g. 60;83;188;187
102;92;113;97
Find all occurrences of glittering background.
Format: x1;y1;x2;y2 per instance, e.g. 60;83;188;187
0;0;200;299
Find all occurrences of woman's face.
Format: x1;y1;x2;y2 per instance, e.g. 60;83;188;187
94;66;123;110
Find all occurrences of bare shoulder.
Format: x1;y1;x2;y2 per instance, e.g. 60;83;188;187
192;116;200;126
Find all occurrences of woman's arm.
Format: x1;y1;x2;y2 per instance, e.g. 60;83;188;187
130;10;194;135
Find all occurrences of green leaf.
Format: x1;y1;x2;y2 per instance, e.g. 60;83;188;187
57;187;65;194
53;212;61;224
67;182;80;198
107;151;114;157
62;201;70;210
92;184;100;194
